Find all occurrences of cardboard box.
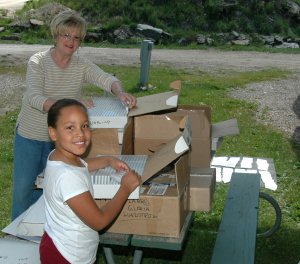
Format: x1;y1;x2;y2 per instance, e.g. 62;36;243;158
95;152;190;238
189;167;216;212
91;115;191;200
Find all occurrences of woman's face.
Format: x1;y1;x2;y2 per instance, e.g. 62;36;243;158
55;26;82;56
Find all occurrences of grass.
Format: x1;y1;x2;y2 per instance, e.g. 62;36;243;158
0;64;299;263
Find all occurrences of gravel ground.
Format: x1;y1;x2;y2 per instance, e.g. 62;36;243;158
0;44;299;143
229;74;300;139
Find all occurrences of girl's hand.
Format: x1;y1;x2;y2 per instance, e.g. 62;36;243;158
121;169;142;194
110;157;130;172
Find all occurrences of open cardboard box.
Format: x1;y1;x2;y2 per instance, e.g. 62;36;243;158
91;109;192;237
91;115;191;200
95;152;191;238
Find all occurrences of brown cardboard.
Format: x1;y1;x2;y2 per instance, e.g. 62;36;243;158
189;167;216;212
133;114;187;155
167;105;212;168
95;152;190;238
128;90;179;117
84;128;119;157
128;80;181;117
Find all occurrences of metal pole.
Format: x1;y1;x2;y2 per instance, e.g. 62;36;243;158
139;39;153;90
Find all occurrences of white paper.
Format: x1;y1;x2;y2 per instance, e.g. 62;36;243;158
91;155;147;199
210;156;278;190
0;237;40;264
174;136;189;154
257;158;270;170
166;95;178;106
88;97;128;128
222;167;234;183
240;157;253;169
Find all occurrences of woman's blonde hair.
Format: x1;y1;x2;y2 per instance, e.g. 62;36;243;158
50;10;87;41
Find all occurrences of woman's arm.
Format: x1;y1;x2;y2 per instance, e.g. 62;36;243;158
26;54;50;112
84;60;137;108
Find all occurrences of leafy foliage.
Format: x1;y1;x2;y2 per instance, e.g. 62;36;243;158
22;0;300;37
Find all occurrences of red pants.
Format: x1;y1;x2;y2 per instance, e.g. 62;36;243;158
39;232;70;264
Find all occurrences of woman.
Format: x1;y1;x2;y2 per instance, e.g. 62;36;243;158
11;10;137;220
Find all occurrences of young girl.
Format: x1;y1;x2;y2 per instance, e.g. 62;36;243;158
39;98;141;264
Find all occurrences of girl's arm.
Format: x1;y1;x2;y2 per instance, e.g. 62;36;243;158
85;156;130;172
66;169;141;231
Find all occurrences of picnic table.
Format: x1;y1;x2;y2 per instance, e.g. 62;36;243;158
99;172;266;264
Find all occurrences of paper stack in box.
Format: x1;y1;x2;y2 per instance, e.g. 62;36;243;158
88;97;129;129
91;155;148;199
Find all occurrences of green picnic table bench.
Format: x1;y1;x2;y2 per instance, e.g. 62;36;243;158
211;172;261;264
99;211;194;264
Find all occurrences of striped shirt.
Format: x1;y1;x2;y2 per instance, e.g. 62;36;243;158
16;48;119;141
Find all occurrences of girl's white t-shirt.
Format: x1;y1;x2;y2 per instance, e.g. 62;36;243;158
43;156;99;264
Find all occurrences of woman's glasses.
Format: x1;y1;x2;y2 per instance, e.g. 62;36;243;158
60;34;81;42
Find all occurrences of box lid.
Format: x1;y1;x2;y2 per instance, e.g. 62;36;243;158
212;118;240;138
141;115;191;183
128;90;179;117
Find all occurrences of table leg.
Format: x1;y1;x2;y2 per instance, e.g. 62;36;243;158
132;249;143;264
103;246;115;264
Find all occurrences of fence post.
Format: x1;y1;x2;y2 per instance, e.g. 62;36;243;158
139;39;153;90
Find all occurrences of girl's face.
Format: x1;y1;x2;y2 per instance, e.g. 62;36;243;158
49;105;91;160
55;26;82;56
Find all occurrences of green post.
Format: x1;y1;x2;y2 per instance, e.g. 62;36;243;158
139;39;153;90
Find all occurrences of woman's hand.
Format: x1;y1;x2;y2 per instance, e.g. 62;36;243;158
117;91;137;109
80;98;94;109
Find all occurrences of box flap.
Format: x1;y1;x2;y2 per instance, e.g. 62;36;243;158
176;105;211;138
174;152;190;195
212;118;240;138
134;114;184;139
142;117;191;182
128;90;179;117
